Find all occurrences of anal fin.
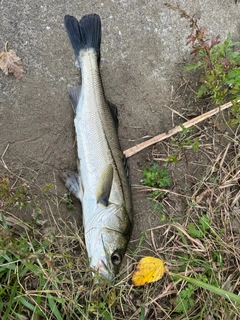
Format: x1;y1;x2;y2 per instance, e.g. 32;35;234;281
67;85;81;114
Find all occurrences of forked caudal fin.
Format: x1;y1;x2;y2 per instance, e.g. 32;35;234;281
64;14;101;60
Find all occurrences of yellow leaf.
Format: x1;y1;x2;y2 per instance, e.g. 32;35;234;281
132;256;166;286
0;46;23;79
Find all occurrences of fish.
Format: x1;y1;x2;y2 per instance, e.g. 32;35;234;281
63;13;132;282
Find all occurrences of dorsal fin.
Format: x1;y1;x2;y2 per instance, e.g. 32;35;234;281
123;155;130;185
108;101;119;128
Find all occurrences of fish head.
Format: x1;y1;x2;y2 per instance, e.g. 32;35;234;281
85;203;132;282
97;228;129;281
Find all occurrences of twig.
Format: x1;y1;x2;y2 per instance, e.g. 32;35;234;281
124;100;239;158
132;184;192;199
0;143;28;183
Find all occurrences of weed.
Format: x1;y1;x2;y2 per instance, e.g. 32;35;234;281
142;164;172;220
63;191;75;210
186;31;240;107
0;174;30;210
166;207;240;318
142;164;172;189
165;154;178;164
187;214;210;239
157;11;240;317
161;125;200;167
165;2;240;124
165;125;200;164
0;214;93;319
174;283;195;313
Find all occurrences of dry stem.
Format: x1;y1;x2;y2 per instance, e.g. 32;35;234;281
124;100;238;158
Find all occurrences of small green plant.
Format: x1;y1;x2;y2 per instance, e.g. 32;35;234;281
179;125;200;152
142;164;172;189
187;214;210;238
173;125;199;150
0;175;30;210
174;283;195;313
185;31;240;107
142;164;172;219
63;191;74;210
165;3;240;125
165;125;200;164
165;154;179;164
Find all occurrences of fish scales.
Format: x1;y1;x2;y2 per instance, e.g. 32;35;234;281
77;50;124;205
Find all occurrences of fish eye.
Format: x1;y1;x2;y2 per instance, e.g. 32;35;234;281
111;252;122;265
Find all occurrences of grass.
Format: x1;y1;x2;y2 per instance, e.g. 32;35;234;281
135;130;240;318
136;90;240;318
1;122;239;319
0;214;89;319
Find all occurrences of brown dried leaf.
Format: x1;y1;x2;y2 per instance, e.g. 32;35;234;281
0;49;23;79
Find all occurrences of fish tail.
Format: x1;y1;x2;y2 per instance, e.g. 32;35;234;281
64;14;101;60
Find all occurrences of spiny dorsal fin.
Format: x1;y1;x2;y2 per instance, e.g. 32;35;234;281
96;165;113;206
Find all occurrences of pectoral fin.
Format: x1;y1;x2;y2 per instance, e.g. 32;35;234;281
62;171;83;201
96;165;113;206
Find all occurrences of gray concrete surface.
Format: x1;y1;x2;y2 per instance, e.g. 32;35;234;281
0;0;239;236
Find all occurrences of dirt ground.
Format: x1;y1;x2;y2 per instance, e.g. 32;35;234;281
1;1;240;254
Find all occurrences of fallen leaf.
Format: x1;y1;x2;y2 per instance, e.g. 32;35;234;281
0;48;23;79
132;256;166;286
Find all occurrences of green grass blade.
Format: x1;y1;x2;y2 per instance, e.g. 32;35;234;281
18;296;36;312
170;272;240;303
47;294;63;320
140;306;145;320
12;312;28;320
2;280;17;320
0;211;9;230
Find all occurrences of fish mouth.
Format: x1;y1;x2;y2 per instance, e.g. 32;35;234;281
95;257;113;281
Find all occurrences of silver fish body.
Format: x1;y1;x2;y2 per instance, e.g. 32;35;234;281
64;14;132;281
